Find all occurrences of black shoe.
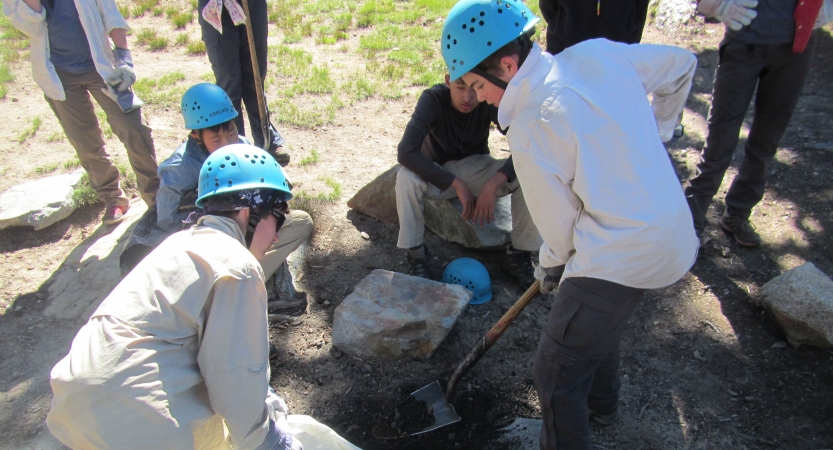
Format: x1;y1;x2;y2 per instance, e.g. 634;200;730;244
502;246;535;290
268;145;291;167
719;214;761;247
407;254;434;280
589;409;619;426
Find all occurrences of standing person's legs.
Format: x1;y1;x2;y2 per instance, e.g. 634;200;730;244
45;70;127;210
88;82;159;208
533;277;644;450
199;3;246;137
723;40;815;221
684;38;764;235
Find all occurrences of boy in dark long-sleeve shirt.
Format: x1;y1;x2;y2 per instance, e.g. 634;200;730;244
395;75;542;287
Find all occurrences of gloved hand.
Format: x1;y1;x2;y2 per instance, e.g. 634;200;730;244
107;47;137;92
697;0;758;31
534;264;565;294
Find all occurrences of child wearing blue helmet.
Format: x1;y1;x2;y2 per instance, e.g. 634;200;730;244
441;0;699;448
121;83;312;318
47;144;359;450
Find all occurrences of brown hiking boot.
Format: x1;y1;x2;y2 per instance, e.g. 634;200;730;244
719;214;761;247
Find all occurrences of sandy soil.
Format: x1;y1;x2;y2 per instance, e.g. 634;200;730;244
0;9;832;450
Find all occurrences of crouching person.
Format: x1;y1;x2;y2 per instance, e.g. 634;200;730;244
47;144;357;450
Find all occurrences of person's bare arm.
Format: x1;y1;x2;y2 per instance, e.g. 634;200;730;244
21;0;41;13
471;171;508;226
109;28;128;48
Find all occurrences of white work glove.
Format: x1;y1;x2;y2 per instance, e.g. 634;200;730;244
107;47;137;92
266;387;303;450
697;0;758;31
534;264;565;295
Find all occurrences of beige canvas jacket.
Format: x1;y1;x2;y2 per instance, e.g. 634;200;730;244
47;215;276;449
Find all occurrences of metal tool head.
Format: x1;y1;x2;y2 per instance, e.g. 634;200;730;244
409;380;461;435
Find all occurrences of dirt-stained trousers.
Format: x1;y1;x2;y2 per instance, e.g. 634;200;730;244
45;69;160;209
684;36;815;233
260;210;313;280
533;277;645;450
396;154;543;252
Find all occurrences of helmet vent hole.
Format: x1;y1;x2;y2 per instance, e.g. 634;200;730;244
244;154;250;158
228;180;233;186
220;164;225;168
479;20;484;25
480;11;485;16
260;160;265;164
470;28;475;33
470;18;475;22
207;167;212;172
197;106;200;109
260;177;265;182
462;24;467;29
251;159;256;164
225;156;231;160
498;8;503;13
515;22;519;26
487;41;492;46
447;44;451;49
453;39;457;44
447;34;451;39
230;162;236;166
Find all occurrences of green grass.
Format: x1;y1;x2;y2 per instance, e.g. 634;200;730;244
297;149;321;166
34;162;59;175
72;173;99;206
175;33;190;47
95;108;113;138
63;159;80;170
118;4;131;18
17;117;41;143
0;16;29;99
187;40;207;55
289;176;343;221
47;132;65;143
148;36;169;51
151;6;164;16
133;71;187;107
115;161;138;192
171;12;193;29
134;29;158;46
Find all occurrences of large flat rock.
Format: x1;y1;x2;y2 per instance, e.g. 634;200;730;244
347;164;512;249
760;262;833;348
332;269;472;360
0;169;85;231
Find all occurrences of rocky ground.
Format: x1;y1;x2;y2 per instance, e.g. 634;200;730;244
0;6;832;450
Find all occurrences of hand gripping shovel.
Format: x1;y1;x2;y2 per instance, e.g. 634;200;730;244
409;280;541;435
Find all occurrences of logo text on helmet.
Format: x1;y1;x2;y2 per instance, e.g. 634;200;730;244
209;107;230;118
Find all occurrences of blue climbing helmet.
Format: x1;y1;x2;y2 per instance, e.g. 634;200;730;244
442;257;492;305
196;143;292;208
181;83;239;130
441;0;539;82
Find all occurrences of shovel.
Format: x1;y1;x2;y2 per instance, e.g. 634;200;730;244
408;280;541;435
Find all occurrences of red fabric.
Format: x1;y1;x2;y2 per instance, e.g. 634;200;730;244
793;0;824;52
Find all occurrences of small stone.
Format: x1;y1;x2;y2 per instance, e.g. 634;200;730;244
727;389;739;396
771;341;788;348
12;372;20;379
324;300;331;306
693;350;706;361
360;231;370;240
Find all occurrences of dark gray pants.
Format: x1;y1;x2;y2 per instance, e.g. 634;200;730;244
198;0;284;150
684;36;815;233
533;277;645;450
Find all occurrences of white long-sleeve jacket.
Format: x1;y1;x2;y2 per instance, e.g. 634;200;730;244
47;216;285;449
499;41;699;289
1;0;125;100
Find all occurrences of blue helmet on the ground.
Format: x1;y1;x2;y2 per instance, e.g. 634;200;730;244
181;83;239;130
442;257;492;304
441;0;540;82
196;144;292;208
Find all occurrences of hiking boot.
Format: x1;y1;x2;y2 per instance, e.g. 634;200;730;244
407;253;434;280
102;204;129;226
268;292;308;317
502;245;536;290
268;144;290;167
719;214;761;247
589;409;619;426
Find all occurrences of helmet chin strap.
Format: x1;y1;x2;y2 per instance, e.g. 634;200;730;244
470;67;507;91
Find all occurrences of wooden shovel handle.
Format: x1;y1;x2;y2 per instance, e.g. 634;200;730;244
445;280;540;399
239;0;270;150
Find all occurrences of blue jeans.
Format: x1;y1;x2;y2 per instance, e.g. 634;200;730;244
684;35;815;233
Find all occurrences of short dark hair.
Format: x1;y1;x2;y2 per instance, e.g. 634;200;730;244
195;118;236;136
475;28;535;76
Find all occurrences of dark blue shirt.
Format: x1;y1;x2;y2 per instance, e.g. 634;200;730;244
727;0;798;45
41;0;96;74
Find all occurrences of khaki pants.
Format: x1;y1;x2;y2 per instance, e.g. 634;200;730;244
396;154;543;251
260;210;313;279
45;69;160;208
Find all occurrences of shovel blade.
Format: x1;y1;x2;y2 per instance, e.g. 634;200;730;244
409;381;461;435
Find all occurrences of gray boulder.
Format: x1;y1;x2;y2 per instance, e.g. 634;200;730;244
0;169;85;231
347;164;512;249
760;262;833;348
654;0;698;34
332;269;473;360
